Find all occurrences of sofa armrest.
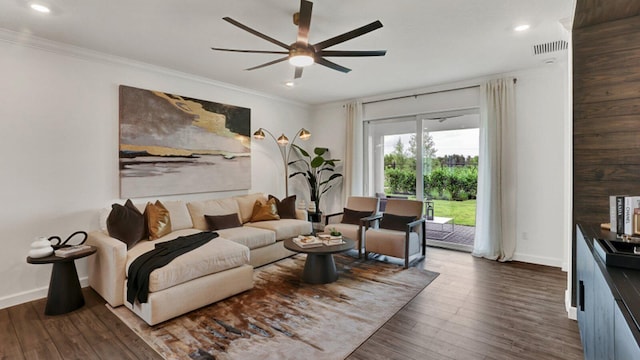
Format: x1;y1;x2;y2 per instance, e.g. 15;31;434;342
85;231;128;307
295;209;308;221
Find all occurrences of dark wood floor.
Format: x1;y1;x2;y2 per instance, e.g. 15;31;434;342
1;247;583;359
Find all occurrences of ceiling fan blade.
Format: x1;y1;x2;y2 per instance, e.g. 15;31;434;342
315;57;351;73
245;56;289;71
211;47;289;55
314;20;383;50
294;67;304;79
223;17;290;50
296;0;313;44
319;50;387;57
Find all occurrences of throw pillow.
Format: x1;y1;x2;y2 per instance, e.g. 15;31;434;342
106;199;146;249
341;208;374;225
145;200;172;240
205;213;242;231
379;213;417;232
268;194;297;219
250;198;280;222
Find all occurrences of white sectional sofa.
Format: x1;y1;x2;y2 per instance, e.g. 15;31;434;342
87;193;311;325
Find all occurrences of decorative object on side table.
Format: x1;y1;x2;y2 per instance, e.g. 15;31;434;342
289;146;342;214
28;237;54;258
253;127;311;197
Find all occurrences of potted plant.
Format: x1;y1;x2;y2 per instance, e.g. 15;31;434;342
288;146;342;218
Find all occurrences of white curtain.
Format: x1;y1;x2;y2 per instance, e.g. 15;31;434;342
344;100;363;204
473;78;517;261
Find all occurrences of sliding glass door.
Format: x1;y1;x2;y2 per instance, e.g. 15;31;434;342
364;109;479;250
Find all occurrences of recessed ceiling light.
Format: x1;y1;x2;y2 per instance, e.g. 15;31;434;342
514;24;530;32
285;81;295;87
30;3;51;13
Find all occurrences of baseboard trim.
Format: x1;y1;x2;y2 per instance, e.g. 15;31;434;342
0;276;89;310
565;288;577;320
512;253;563;268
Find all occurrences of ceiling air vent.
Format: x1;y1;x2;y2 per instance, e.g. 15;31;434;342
532;40;568;55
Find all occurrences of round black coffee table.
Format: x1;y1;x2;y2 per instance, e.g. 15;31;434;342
27;246;97;315
283;237;355;284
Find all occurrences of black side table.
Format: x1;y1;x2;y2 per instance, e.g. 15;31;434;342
27;246;97;315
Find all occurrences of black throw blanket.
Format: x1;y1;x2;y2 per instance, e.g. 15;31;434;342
127;231;219;305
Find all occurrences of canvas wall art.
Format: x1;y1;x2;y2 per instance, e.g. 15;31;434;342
119;85;251;197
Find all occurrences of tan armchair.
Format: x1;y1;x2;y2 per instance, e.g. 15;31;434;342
364;199;425;268
324;196;379;257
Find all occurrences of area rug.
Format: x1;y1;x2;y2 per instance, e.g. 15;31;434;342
109;254;439;360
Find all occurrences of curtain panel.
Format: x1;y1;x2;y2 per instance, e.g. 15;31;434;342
473;78;517;261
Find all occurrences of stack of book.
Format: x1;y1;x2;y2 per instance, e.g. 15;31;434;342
318;234;344;245
293;236;323;248
54;244;93;257
610;195;640;236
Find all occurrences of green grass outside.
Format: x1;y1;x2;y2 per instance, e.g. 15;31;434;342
432;199;476;226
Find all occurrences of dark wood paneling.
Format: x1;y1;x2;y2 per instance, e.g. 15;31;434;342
573;16;640;55
574;0;640;29
574;99;640;119
573;7;640;307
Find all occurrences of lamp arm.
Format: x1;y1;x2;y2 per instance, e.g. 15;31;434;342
285;128;309;164
258;127;288;196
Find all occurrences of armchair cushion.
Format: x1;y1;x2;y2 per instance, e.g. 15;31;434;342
268;194;297;219
379;213;417;232
341;208;373;225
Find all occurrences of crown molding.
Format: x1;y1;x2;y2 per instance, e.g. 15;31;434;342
0;28;308;108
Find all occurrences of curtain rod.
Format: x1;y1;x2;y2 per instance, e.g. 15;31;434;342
362;78;517;106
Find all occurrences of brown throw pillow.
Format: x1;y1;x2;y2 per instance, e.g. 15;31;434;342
250;198;280;222
205;213;242;231
145;200;172;240
107;199;146;249
341;208;373;225
379;213;417;232
268;194;297;219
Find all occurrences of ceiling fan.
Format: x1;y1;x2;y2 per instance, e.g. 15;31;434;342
211;0;387;79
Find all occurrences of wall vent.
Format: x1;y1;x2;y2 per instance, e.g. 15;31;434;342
532;40;568;55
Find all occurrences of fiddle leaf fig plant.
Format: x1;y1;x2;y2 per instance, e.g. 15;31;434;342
288;145;343;213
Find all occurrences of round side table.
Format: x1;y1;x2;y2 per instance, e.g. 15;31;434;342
27;246;97;315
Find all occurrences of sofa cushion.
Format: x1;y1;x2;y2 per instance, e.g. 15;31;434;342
162;200;193;231
250;198;280;222
126;229;250;293
107;199;146;249
205;213;242;231
268;194;297;219
234;193;267;223
216;226;276;250
144;200;172;240
245;219;312;240
187;198;240;231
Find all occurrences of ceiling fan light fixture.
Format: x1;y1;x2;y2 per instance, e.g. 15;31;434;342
289;54;314;67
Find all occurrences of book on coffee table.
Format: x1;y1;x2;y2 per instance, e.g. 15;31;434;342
293;236;324;248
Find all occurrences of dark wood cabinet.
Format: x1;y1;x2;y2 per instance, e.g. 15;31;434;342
576;224;640;359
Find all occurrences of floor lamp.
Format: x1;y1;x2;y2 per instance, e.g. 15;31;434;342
253;127;311;197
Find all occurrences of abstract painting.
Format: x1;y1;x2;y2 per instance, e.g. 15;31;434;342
119;85;251;197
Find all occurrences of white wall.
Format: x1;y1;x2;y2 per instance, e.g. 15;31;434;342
311;62;570;268
0;34;310;308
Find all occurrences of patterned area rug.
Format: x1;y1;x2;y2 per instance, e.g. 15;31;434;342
109;254;438;360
